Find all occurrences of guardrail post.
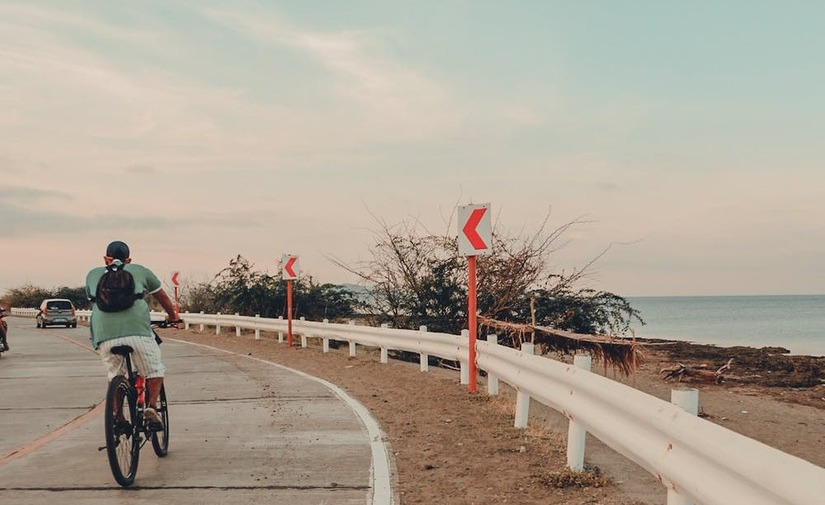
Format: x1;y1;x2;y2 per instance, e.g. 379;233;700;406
254;314;261;340
348;320;357;357
322;319;330;353
460;329;470;384
671;387;699;415
419;326;429;372
199;311;204;332
567;354;592;471
668;387;699;505
380;323;389;363
300;317;308;347
215;312;222;335
184;311;190;330
235;313;241;336
486;334;499;395
278;316;284;343
514;342;535;429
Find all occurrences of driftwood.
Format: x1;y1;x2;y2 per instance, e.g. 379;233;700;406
660;358;734;384
478;316;644;376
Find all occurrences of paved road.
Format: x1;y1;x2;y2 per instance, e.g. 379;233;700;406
0;316;393;504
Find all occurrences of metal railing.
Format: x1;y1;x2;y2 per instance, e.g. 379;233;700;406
14;308;825;504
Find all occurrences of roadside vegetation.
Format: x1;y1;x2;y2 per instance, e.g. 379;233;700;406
2;211;643;351
1;284;89;310
331;212;643;339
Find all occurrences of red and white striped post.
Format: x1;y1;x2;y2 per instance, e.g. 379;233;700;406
171;271;180;314
286;279;293;347
281;254;299;348
457;203;492;394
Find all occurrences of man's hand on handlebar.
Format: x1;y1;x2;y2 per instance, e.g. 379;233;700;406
151;319;183;329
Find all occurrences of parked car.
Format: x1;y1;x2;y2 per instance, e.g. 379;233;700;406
36;299;78;328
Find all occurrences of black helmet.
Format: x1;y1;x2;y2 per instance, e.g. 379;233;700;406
106;241;130;261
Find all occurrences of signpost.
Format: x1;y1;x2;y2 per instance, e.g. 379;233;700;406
171;271;180;314
281;254;299;347
457;203;492;393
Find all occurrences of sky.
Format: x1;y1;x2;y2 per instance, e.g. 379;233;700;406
1;1;824;298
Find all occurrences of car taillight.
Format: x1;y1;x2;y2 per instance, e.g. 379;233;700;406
71;307;76;315
43;308;48;315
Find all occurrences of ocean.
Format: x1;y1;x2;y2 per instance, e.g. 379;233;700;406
627;295;825;357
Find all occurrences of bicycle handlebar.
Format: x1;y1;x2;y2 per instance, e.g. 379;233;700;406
151;319;183;329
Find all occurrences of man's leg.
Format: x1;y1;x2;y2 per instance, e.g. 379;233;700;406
127;336;165;427
146;377;163;409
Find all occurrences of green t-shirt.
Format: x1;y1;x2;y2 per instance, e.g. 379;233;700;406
85;263;162;349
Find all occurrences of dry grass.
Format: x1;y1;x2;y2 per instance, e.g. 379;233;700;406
534;466;611;489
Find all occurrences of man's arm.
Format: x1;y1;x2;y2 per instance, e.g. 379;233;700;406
152;290;179;321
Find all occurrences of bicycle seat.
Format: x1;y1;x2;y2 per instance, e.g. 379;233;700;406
110;345;134;356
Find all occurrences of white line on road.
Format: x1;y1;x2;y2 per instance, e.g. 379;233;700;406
170;338;397;505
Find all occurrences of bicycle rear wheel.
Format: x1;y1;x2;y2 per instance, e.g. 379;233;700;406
151;384;170;457
105;375;140;487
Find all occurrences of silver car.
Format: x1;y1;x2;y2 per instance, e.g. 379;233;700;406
36;299;78;328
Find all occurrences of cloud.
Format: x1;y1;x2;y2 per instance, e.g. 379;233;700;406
595;182;619;191
201;5;459;140
0;1;555;183
0;5;384;172
0;183;187;238
0;185;73;203
0;6;253;165
0;3;159;44
0;200;180;238
285;30;448;109
125;164;159;175
0;154;14;173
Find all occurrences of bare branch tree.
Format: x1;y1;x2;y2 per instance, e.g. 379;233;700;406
330;208;643;339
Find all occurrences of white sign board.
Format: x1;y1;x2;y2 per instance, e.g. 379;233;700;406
281;254;299;280
457;203;492;256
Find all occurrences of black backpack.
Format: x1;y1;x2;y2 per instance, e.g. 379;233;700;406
92;264;143;312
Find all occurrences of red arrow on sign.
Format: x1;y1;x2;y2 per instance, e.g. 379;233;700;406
284;257;297;278
462;207;488;250
171;272;180;286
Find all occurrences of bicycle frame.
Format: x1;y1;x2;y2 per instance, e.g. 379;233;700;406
120;352;147;430
104;329;172;487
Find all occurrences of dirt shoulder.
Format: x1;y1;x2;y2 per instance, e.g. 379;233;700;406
163;327;824;505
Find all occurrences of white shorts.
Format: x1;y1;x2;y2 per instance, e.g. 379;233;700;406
99;336;165;380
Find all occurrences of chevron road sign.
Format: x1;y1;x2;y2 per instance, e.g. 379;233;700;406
281;255;299;280
457;203;492;256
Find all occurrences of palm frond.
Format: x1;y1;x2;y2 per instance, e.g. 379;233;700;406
479;316;644;375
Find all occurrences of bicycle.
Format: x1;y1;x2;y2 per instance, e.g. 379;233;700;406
101;320;180;487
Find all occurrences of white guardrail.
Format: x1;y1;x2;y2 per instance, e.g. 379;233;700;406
13;308;825;504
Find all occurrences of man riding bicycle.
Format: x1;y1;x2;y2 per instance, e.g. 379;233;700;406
86;240;178;429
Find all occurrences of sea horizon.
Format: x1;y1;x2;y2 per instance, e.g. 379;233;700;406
627;293;825;299
626;294;825;357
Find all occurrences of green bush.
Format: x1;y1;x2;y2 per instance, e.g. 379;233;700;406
2;284;90;310
181;255;358;321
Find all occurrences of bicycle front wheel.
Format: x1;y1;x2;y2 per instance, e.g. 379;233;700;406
151;384;170;457
105;375;140;487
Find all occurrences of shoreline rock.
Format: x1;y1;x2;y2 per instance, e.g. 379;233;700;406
631;337;824;408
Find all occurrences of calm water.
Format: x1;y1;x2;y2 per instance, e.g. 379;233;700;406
627;295;825;356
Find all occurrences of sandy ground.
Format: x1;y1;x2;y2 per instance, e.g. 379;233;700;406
164;327;824;505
